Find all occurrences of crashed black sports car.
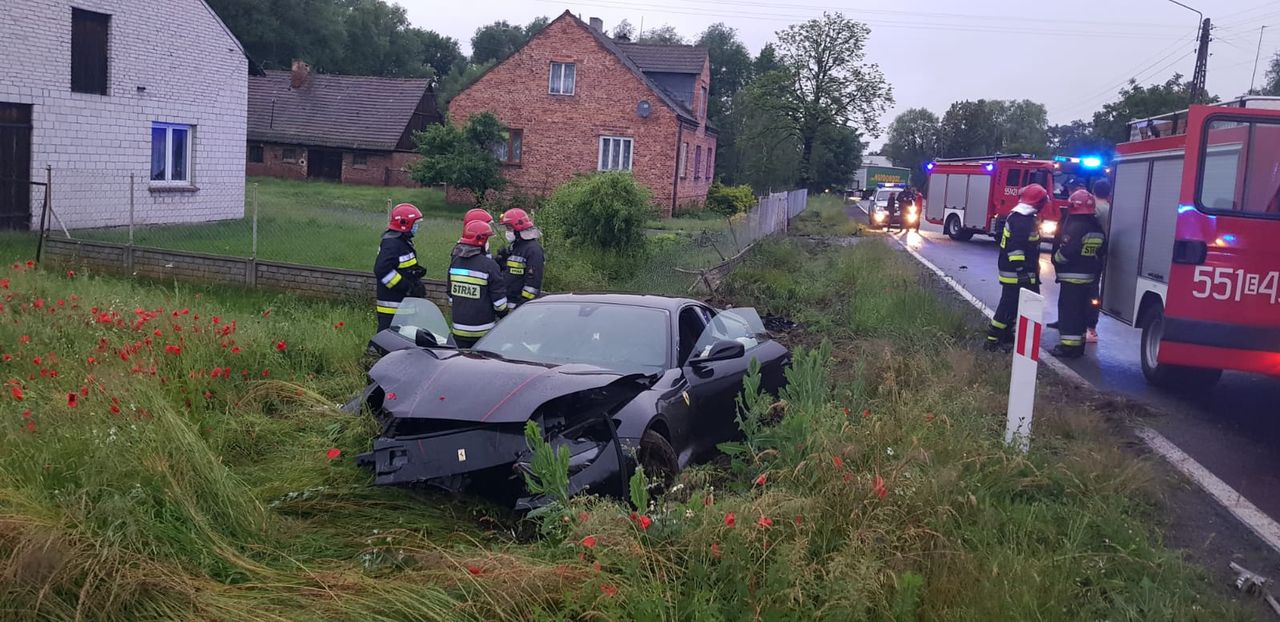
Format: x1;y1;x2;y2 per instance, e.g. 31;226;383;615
353;294;790;509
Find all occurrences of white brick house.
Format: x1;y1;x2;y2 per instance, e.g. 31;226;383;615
0;0;247;230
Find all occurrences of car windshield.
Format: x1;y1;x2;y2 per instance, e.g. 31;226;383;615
474;302;670;371
692;307;768;358
389;298;451;346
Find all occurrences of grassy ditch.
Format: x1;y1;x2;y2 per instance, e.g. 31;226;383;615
0;232;1248;619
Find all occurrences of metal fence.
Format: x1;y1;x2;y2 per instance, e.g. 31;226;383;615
675;189;809;294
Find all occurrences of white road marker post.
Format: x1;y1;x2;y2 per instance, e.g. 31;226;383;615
1005;288;1044;453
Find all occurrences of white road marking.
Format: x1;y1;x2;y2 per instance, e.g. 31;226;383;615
885;230;1280;556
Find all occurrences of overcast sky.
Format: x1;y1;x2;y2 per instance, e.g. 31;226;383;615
401;0;1280;147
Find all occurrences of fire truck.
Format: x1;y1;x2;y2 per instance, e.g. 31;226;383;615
924;154;1064;241
1102;96;1280;387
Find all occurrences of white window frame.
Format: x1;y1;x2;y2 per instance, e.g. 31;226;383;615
549;62;576;96
679;142;688;179
151;122;193;185
598;136;633;172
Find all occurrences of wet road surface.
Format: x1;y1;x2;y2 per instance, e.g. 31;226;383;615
853;201;1280;525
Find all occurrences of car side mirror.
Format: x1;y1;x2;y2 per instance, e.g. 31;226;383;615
690;340;745;365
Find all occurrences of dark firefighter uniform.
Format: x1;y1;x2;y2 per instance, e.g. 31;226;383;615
501;237;545;309
986;204;1041;348
448;245;508;348
1052;213;1107;356
374;231;426;332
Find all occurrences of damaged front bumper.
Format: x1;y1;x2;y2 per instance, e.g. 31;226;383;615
356;425;640;509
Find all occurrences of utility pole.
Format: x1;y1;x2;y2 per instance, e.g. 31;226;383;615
1189;17;1212;104
1250;26;1267;94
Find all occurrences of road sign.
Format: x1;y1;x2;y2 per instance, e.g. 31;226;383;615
1005;288;1044;453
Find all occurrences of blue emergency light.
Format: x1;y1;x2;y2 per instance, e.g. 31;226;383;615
926;162;935;171
984;163;994;172
1081;156;1104;169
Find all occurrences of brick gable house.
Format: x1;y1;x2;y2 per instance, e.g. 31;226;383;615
246;62;441;187
447;12;717;216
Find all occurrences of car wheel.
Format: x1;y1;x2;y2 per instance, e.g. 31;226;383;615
638;429;678;492
945;215;973;241
1139;303;1221;391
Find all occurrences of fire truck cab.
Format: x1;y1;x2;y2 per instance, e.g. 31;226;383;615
1102;96;1280;387
925;155;1061;241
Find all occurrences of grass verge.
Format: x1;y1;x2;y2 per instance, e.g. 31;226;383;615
0;214;1245;620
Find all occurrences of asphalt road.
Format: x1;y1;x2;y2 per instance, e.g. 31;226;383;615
853;201;1280;525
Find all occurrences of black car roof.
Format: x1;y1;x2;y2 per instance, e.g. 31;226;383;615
530;293;703;313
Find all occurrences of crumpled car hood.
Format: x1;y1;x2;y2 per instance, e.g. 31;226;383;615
368;348;633;424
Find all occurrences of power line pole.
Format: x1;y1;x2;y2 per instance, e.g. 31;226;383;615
1189;17;1212;104
1250;26;1267;94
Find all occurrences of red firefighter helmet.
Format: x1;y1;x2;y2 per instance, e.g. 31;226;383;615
1018;184;1050;209
1068;189;1097;215
464;208;493;225
459;219;494;247
499;208;535;231
389;203;423;233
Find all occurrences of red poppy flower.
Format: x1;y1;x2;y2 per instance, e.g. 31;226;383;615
261;369;270;378
581;535;597;549
32;356;40;365
231;346;241;354
25;260;34;268
833;456;844;469
261;309;272;318
276;340;287;352
56;299;65;306
211;316;220;324
24;420;36;433
710;543;721;559
925;414;936;422
67;393;77;408
79;386;88;397
33;298;44;309
465;564;483;576
873;474;887;499
793;516;803;525
86;356;96;365
578;511;590;523
10;386;23;401
724;512;736;527
164;345;181;356
756;516;773;528
110;403;120;414
180;308;189;315
203;391;214;401
326;447;342;460
0;278;7;289
2;354;10;362
334;321;345;329
66;270;75;278
862;408;871;418
19;335;29;343
632;513;653;530
600;584;619;597
754;473;767;487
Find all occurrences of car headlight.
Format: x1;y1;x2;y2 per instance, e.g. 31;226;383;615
1040;220;1058;236
874;211;886;223
905;213;917;223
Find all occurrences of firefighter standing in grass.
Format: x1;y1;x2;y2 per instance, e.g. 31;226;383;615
373;203;427;333
985;184;1050;352
1050;190;1107;358
497;208;545;310
448;220;507;348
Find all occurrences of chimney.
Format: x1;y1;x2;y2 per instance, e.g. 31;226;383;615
290;59;311;89
589;17;603;32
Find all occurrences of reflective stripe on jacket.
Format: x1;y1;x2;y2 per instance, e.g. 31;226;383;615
997;205;1041;285
448;245;506;337
374;230;424;313
503;237;545;304
1053;213;1107;285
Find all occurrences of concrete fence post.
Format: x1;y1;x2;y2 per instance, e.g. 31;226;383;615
126;173;135;274
248;182;260;287
1005;288;1045;453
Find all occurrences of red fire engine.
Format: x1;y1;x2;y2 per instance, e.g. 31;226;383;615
924;155;1065;241
1102;96;1280;387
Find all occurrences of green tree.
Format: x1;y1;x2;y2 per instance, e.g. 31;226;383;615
338;0;429;77
206;0;346;71
470;17;547;65
938;100;1007;157
757;13;891;189
1261;50;1280;96
882;108;940;184
697;23;753;120
1091;74;1203;145
807;124;864;192
638;25;685;45
417;30;463;79
1047;120;1113;156
541;173;653;253
1001;100;1049;156
411;112;507;205
611;19;636;41
438;61;494;109
754;43;785;75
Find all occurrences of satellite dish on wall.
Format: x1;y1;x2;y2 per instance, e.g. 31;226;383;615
636;100;651;118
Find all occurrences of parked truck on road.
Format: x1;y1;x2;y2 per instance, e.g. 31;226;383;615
1101;96;1280;387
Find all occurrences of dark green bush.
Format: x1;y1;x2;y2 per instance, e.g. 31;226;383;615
540;172;654;253
705;182;756;217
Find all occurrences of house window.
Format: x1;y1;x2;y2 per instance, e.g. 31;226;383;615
352;153;369;168
700;85;708;118
679;142;688;179
282;148;299;163
71;8;110;95
549;62;576;95
150;123;192;183
494;129;523;164
694;146;703;180
248;144;264;163
706;147;714;179
598;136;633;171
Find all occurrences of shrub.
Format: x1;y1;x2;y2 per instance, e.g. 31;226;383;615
411;112;507;205
705;182;756;217
540;172;654;253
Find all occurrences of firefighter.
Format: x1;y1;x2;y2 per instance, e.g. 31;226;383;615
985;184;1050;352
463;208;495;257
1050;189;1107;358
448;220;507;348
1084;178;1112;343
497;208;545;310
373;203;427;333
